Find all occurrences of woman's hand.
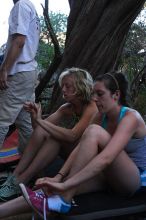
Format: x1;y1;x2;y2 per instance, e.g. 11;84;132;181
35;176;66;196
24;102;42;121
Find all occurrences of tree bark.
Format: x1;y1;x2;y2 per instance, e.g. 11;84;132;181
62;0;145;78
38;0;146;112
35;4;62;100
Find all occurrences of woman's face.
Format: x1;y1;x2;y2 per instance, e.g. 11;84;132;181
93;81;118;113
61;75;76;102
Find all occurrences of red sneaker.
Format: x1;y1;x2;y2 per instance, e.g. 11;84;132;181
19;183;48;220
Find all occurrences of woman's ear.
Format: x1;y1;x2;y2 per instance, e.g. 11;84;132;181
113;90;120;100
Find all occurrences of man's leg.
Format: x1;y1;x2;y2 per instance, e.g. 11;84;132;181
0;71;38;201
0;127;9;147
16;108;33;154
0;76;22;149
14;70;38;153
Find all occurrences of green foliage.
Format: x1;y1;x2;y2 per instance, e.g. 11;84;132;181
49;11;68;33
120;22;146;81
36;11;67;71
119;9;146;113
36;41;54;70
35;11;67;112
133;87;146;117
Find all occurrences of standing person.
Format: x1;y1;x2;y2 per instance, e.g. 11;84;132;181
0;0;40;153
0;67;98;202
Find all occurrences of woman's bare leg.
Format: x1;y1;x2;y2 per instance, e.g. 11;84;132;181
68;125;140;194
57;125;108;200
47;125;141;201
65;125;110;179
14;126;50;176
0;196;31;218
16;137;61;184
105;150;141;195
39;125;110;202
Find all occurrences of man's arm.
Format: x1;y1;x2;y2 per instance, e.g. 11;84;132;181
0;34;26;90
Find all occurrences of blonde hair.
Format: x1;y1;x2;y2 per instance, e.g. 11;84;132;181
59;67;93;103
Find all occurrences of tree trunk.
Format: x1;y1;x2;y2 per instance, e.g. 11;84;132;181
38;0;145;113
62;0;145;77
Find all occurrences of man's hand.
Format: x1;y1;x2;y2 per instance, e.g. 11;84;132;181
0;34;26;91
0;68;8;90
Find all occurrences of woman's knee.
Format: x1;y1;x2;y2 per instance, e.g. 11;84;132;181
35;125;50;138
81;125;111;151
82;125;107;144
83;124;102;138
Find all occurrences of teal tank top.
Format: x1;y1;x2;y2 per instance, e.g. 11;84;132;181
101;106;128;129
101;106;146;171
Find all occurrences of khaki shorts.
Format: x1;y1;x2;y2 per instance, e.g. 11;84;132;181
0;70;38;152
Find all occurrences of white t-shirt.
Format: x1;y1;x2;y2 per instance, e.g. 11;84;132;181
6;0;40;75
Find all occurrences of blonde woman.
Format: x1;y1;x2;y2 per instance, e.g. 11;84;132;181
0;67;97;202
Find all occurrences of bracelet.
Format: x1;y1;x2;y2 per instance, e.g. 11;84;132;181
57;172;65;177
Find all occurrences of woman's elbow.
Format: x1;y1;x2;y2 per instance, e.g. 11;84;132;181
66;132;79;143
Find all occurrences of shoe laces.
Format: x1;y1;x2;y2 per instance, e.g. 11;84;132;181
0;171;10;185
32;191;47;220
43;197;47;220
35;190;45;199
0;175;19;199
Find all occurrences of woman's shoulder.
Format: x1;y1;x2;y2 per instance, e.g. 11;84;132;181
82;100;98;112
80;101;98;119
123;107;146;137
58;103;72;113
124;107;142;118
121;107;146;129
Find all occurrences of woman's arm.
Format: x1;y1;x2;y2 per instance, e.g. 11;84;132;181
56;146;79;179
59;112;139;189
35;146;79;188
24;102;42;129
36;101;98;143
